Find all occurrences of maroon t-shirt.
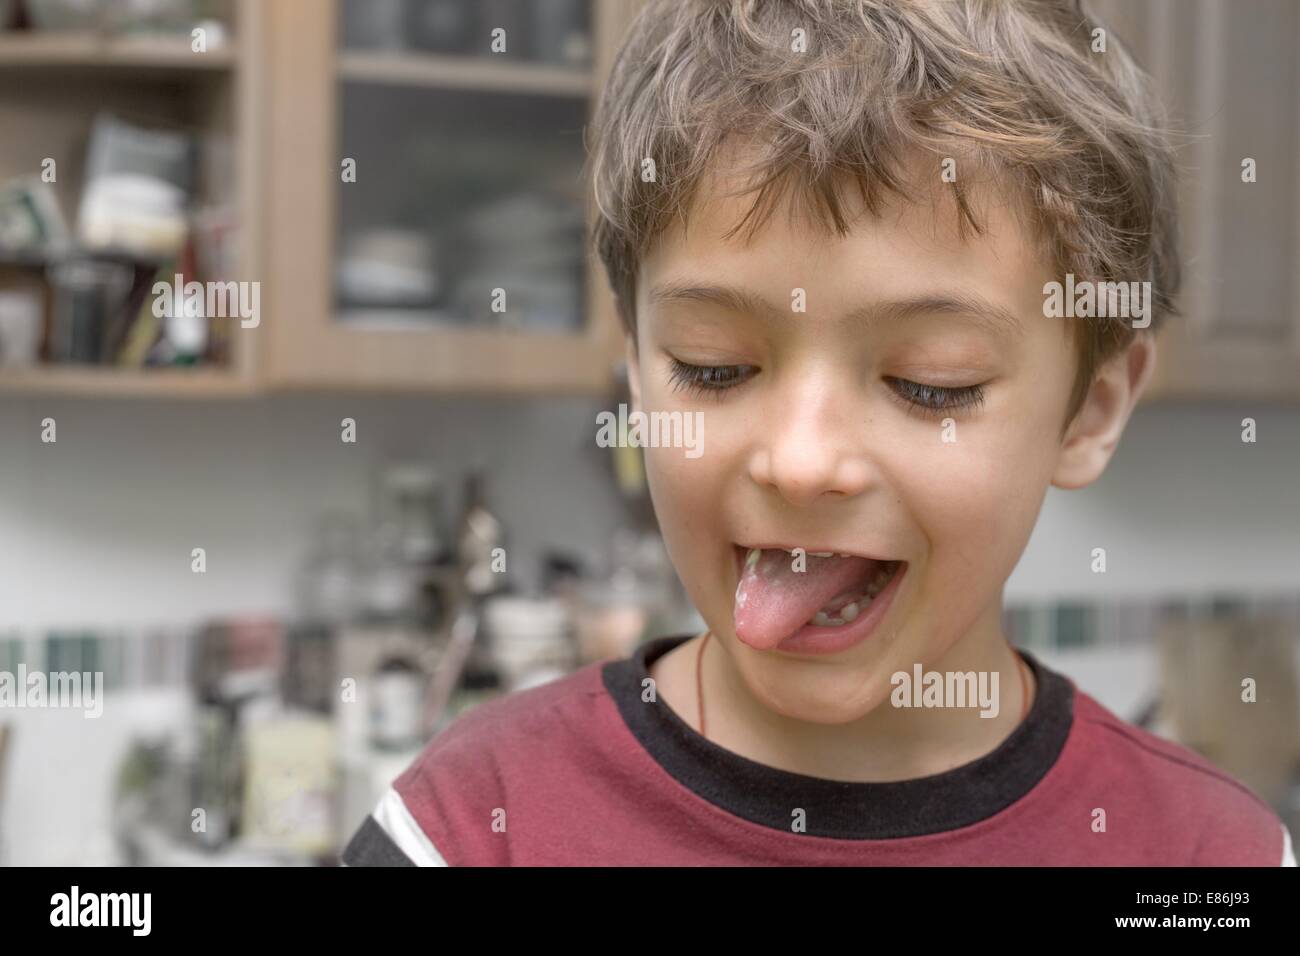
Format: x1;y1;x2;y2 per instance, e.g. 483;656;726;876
343;635;1294;866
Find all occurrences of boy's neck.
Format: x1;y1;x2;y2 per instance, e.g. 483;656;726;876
691;607;1033;783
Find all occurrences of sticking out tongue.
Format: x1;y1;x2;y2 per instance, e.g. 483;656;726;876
734;549;879;650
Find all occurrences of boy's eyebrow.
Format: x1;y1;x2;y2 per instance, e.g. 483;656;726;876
648;281;1025;340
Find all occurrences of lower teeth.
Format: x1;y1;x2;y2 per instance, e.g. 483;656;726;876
807;563;896;627
811;604;861;627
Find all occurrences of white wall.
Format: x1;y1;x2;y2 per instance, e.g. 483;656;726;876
0;393;626;631
1007;401;1300;601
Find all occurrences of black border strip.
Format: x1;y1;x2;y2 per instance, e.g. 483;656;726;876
602;635;1075;840
341;815;417;867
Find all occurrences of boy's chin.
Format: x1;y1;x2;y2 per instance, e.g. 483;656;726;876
727;641;895;725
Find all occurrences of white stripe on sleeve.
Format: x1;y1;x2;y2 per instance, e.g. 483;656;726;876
372;786;451;867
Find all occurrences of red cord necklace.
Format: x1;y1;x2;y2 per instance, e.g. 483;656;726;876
694;631;1033;739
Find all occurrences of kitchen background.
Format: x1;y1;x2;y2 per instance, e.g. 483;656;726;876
1;0;1299;865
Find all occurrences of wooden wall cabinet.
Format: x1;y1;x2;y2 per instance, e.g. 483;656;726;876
0;0;643;398
1092;0;1300;400
260;0;643;394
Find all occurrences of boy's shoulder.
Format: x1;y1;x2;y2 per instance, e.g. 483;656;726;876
371;660;619;864
406;659;610;780
1065;683;1293;865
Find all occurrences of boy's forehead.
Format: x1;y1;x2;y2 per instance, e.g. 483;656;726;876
640;151;1054;317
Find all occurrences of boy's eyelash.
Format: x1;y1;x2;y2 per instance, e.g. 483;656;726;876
664;361;985;416
667;359;755;396
885;376;986;416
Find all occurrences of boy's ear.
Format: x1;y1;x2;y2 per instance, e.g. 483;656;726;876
624;333;643;413
1051;332;1157;490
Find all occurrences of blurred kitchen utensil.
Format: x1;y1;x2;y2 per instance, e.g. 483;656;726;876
241;714;337;857
45;256;133;364
456;470;506;598
477;0;530;58
0;287;44;367
296;513;363;627
407;0;474;54
422;605;478;733
370;652;426;750
107;0;200;36
340;0;406;50
336;228;439;309
484;595;574;691
25;0;103;31
0;177;70;253
77;114;194;259
532;0;591;65
452;191;584;330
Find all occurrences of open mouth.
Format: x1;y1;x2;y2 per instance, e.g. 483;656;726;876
731;544;907;650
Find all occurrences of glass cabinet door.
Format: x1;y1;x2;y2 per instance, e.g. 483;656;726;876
335;0;593;335
260;0;639;392
264;0;637;392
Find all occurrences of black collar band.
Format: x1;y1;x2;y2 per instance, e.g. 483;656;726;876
602;635;1074;840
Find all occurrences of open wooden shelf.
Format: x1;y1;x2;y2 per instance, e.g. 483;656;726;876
0;2;260;401
0;365;257;398
270;322;615;394
0;33;235;71
337;50;590;98
0;1;639;399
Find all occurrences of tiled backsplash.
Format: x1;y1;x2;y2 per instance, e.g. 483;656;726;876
1005;594;1300;651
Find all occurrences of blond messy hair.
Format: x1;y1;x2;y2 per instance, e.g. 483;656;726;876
587;0;1180;422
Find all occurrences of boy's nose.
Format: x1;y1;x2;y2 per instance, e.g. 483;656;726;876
746;398;874;507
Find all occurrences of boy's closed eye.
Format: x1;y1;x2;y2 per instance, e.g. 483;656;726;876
665;356;989;418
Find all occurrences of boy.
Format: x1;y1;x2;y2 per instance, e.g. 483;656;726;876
344;0;1295;865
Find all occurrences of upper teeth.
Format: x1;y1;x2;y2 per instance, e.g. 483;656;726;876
759;546;859;558
745;546;891;564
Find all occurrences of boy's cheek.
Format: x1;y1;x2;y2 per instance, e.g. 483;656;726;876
639;406;737;494
642;449;741;633
642;445;716;543
900;437;1052;567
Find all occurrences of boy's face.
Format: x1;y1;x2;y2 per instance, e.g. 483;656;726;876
627;160;1136;724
